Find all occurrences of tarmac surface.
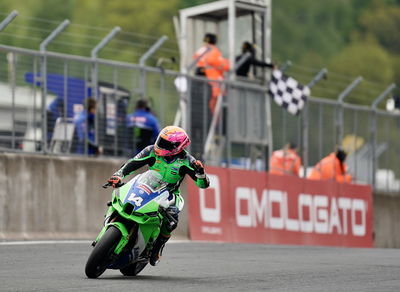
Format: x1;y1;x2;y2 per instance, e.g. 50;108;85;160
1;240;400;292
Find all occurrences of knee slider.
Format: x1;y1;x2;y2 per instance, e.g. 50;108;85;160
164;206;180;232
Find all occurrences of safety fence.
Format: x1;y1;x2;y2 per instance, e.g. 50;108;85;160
0;43;399;193
0;45;180;158
270;95;400;193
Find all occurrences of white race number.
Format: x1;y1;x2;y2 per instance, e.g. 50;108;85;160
128;194;143;207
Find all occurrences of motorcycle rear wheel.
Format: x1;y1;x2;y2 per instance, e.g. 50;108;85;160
85;226;121;278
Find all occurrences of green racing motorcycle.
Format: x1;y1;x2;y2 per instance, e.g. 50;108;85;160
85;170;178;278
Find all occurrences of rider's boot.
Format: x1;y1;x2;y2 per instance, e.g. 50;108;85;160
149;234;170;266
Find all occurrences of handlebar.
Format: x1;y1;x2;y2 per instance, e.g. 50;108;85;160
102;182;111;189
102;182;125;189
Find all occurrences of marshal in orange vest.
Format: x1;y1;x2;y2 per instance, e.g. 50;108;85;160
269;143;302;176
193;33;230;113
308;149;352;183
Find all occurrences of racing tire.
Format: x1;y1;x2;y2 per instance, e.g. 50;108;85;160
85;226;121;278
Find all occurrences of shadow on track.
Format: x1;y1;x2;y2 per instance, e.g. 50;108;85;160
93;275;203;283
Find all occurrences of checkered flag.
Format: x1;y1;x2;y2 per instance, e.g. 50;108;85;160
268;69;310;115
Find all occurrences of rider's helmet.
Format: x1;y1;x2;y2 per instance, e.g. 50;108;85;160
154;126;190;156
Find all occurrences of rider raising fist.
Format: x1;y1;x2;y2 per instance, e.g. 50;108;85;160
106;126;210;266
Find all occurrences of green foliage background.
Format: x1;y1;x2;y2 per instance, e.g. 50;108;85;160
0;0;399;105
272;0;400;104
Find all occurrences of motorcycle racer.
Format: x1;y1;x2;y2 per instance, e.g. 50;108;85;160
107;126;210;266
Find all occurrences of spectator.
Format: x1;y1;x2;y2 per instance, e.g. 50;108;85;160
308;147;352;183
74;98;101;155
236;41;275;78
269;142;301;176
193;33;230;113
126;99;160;154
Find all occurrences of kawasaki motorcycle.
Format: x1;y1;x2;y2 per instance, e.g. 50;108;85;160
85;170;178;278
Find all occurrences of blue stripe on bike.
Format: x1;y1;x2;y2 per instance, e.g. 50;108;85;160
123;183;161;211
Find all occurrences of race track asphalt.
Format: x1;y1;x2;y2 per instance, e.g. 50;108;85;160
0;240;399;292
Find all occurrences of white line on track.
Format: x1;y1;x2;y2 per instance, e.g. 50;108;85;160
0;240;91;245
0;239;189;246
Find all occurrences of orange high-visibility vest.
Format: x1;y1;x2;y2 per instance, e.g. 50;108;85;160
308;152;352;183
194;44;230;112
269;149;302;176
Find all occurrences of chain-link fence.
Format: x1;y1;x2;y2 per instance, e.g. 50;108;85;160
0;44;399;193
0;46;181;157
270;92;400;193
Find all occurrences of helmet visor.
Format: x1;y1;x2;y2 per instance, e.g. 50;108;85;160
156;136;180;151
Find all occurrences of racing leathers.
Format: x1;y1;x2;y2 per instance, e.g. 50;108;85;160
109;145;210;265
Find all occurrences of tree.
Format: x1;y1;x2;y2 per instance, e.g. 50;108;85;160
102;0;179;38
271;0;371;64
328;42;394;103
329;42;393;81
358;2;400;54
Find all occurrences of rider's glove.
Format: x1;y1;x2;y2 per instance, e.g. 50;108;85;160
107;172;124;188
193;160;205;178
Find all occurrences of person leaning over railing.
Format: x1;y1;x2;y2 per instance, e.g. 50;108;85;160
308;147;352;183
235;41;275;78
269;142;302;176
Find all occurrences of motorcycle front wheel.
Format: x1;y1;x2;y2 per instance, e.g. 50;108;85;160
85;226;121;278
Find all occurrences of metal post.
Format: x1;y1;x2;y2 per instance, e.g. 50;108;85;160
63;62;68;150
184;75;192;152
33;57;38;149
159;71;166;127
354;110;359;181
318;103;323;159
384;119;390;191
90;26;121;149
301;69;328;178
139;35;168;98
139;35;169;66
202;80;208;159
338;77;363;104
307;68;328;89
279;60;292;72
40;20;70;53
39;19;70;153
370;83;396;189
84;65;89;155
265;88;273;169
371;83;396;110
0;10;18;31
10;53;16;149
228;0;236;71
91;26;121;59
337;76;363;146
113;67;118;156
282;111;287;146
264;10;276;169
301;102;309;178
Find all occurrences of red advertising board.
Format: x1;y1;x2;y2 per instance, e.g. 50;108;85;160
188;166;373;247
